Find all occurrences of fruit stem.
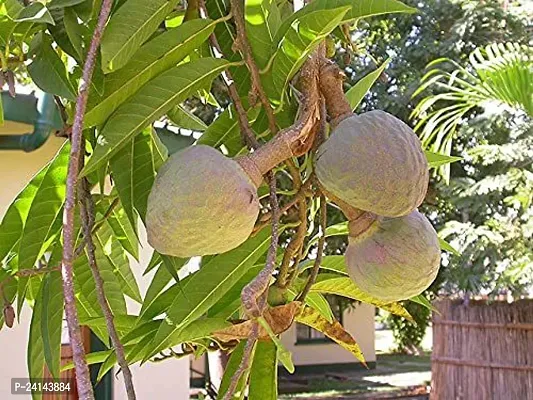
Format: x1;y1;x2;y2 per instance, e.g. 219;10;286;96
319;185;378;238
318;60;352;127
236;55;321;186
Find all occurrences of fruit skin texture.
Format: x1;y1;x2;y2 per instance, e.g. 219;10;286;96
315;110;429;217
146;145;259;257
345;210;441;302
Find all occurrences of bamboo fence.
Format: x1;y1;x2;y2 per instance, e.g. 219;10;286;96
431;299;533;399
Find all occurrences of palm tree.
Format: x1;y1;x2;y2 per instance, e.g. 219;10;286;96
411;42;532;180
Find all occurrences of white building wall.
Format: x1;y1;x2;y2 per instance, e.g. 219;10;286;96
0;137;189;399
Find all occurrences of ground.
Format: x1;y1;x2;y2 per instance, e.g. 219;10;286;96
278;329;433;399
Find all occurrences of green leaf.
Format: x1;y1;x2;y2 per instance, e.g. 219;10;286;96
346;58;390;110
299;255;348;276
288;288;334;323
82;58;231;176
257;316;294;373
95;225;142;303
80;314;141;337
311;276;413;320
0;156;48;263
439;237;460;256
27;276;48;400
304;222;349;255
249;340;278;400
47;0;87;10
16;144;69;270
27;34;76;100
109;127;156;227
167;105;207;131
217;341;253;400
73;253;126;342
14;2;54;24
245;0;281;70
425;150;462;168
40;271;63;379
139;265;172;316
270;7;350;101
274;0;416;44
100;0;177;73
86;18;216;127
145;229;272;359
96;197;139;260
409;294;434;311
198;106;260;156
139;261;189;320
207;263;262;318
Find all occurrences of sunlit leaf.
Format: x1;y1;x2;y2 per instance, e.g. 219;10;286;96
16;144;69;270
100;0;178;73
311;275;413;320
86;18;217;127
425;151;462;168
296;306;366;365
82;58;232;176
346;58;390;110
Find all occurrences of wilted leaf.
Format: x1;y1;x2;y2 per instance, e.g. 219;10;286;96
296;306;366;365
212;302;301;342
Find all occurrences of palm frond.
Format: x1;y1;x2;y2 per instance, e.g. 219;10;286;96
411;42;533;181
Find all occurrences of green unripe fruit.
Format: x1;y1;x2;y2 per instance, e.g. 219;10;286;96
345;210;441;302
315;110;429;217
146;145;260;257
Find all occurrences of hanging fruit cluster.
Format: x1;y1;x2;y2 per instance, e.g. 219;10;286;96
146;55;441;303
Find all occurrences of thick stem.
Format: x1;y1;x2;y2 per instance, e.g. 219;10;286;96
319;186;378;238
319;61;352;127
230;0;277;135
60;1;113;399
235;55;320;184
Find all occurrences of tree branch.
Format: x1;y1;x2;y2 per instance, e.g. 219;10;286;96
60;0;113;398
229;0;277;135
297;193;327;302
79;180;137;400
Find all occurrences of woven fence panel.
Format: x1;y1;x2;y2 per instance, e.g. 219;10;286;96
431;299;533;400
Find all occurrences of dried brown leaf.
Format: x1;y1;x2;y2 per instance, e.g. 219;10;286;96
213;302;301;342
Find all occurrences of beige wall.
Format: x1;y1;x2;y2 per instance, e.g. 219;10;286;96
0;138;189;399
